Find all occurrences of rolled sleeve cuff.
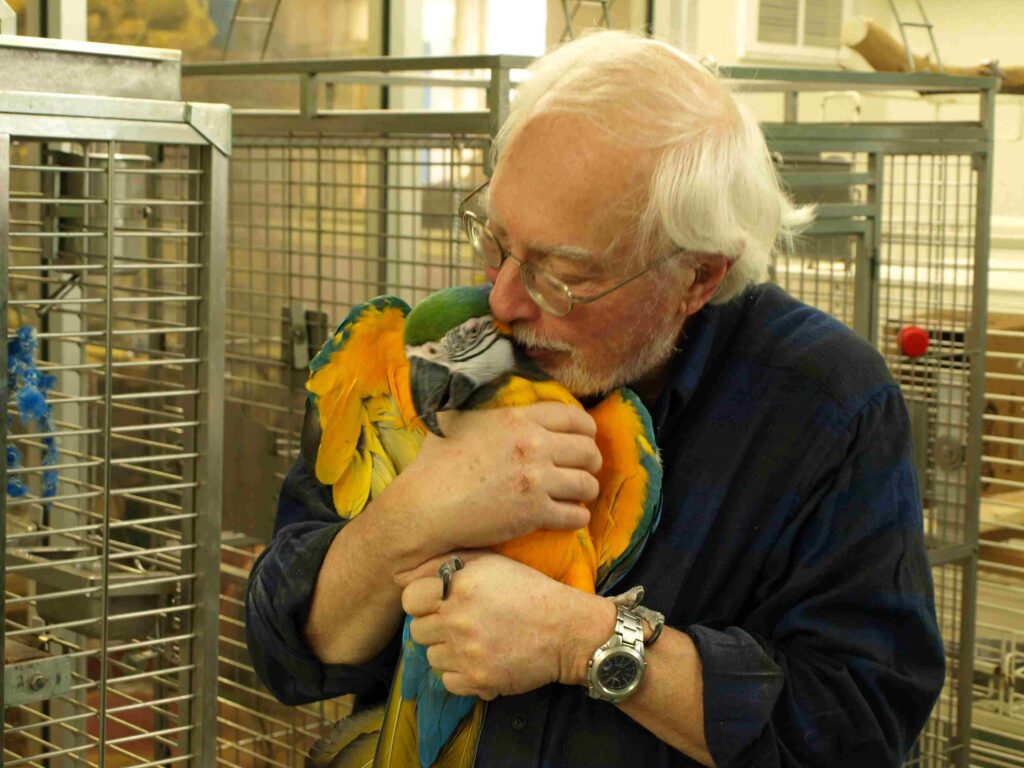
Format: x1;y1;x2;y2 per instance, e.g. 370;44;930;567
687;625;784;768
245;520;400;705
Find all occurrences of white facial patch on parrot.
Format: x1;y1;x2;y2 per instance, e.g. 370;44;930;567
444;315;515;386
406;316;514;383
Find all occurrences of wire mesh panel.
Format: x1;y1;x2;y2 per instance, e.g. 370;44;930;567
216;131;487;764
973;251;1024;764
216;538;351;766
906;562;967;767
2;59;228;767
751;70;996;767
772;150;876;330
879;154;979;551
179;53;528;767
223;135;487;539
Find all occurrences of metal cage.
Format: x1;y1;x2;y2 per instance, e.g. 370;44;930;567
732;66;997;768
180;54;526;765
2;37;228;766
183;57;996;766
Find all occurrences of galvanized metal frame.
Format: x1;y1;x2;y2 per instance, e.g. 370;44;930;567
960;84;996;766
3;42;229;767
1;131;10;737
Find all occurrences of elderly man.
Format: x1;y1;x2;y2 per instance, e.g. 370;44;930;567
246;31;944;767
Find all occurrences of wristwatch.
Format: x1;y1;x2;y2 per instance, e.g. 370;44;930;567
586;605;646;702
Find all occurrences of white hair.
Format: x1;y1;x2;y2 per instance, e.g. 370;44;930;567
492;31;813;304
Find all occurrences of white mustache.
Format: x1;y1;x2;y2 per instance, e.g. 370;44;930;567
511;325;575;354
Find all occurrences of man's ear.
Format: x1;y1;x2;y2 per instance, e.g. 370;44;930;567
682;256;730;318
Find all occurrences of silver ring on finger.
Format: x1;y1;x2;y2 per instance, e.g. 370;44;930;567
438;563;453;600
437;555;464;601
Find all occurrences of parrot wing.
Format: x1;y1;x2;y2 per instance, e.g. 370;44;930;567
586;388;664;594
305;704;384;768
304;296;426;518
375;619;485;768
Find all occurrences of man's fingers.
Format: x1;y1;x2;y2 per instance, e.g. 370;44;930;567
548;433;603;474
528;402;597;437
401;578;443;616
544;500;591;531
441;672;496;700
409;614;446;646
547;468;600;504
425;641;457;672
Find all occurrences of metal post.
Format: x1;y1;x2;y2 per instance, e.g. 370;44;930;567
1;132;11;741
865;150;885;346
486;63;511;175
784;91;798;123
0;1;16;34
191;140;229;766
45;0;87;40
954;83;996;768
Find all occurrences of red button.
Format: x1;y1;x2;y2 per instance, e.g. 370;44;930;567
898;326;929;358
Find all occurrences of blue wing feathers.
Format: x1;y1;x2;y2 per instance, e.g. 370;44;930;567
400;618;476;767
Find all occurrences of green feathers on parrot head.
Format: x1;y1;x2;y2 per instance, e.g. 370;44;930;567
402;285;494;346
404;285;518;436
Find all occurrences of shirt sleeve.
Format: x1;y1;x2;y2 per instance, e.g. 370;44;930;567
687;385;946;768
244;459;401;706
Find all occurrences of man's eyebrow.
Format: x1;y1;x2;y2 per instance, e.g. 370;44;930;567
487;217;595;263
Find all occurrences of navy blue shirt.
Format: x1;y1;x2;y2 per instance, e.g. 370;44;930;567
246;284;944;767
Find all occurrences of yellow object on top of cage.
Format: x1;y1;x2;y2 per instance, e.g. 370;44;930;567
86;0;217;53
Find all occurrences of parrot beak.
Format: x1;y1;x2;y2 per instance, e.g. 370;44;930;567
446;372;477;411
410;356;451;437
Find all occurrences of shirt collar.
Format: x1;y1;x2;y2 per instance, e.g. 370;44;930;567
650;287;754;443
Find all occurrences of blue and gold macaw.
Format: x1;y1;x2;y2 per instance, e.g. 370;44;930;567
303;285;662;768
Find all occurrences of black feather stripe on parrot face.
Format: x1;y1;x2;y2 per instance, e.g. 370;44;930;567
406;315;516;436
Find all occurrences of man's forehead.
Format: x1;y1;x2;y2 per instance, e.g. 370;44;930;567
488;117;650;261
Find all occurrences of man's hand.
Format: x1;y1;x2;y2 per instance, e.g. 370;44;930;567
388;402;603;564
399;551;615;700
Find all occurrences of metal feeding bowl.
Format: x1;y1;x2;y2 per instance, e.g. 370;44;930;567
7;546;176;640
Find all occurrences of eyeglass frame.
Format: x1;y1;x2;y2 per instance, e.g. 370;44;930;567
457;178;692;317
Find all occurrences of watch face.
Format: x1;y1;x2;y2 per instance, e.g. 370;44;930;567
597;653;640;692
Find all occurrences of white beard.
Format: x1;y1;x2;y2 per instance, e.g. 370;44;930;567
512;309;680;397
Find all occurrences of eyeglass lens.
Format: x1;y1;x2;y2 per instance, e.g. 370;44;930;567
465;214;572;315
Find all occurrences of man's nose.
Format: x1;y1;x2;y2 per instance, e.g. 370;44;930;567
487;259;541;324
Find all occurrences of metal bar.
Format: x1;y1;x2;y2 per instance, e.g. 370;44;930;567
319;71;490;88
720;65;996;91
0;116;213;145
184;53;535;77
764;123;989;142
486;65;511;176
867;151;885;345
231;111;492;137
97;139;118;768
784;91;798;122
193;138;229;765
780;171;876;187
768;139;987;156
0;91;190;123
956;86;996;768
1;131;9;738
260;0;284;59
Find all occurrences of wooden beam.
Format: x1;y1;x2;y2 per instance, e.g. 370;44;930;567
842;17;1024;94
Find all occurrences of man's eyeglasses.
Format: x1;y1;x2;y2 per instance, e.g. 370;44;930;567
458;179;686;317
